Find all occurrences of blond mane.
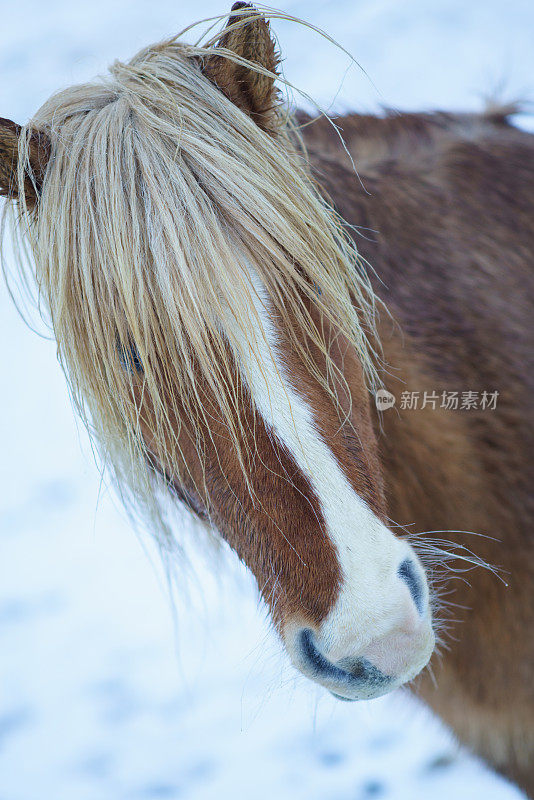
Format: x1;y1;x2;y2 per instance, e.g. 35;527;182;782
3;19;379;542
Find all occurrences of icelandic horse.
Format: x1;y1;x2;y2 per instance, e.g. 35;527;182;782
0;4;532;795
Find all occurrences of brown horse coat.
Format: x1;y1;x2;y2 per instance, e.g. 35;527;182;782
300;107;534;792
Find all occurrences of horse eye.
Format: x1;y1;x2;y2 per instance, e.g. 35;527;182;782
117;338;144;373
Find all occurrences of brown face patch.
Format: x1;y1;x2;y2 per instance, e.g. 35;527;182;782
135;356;339;628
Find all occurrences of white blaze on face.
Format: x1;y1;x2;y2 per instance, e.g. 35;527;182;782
225;269;434;686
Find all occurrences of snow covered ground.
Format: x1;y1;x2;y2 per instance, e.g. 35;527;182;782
1;2;533;799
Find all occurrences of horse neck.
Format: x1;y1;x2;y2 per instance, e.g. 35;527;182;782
305;110;534;567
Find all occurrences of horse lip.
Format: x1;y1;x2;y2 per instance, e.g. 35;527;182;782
330;692;357;702
297;628;392;700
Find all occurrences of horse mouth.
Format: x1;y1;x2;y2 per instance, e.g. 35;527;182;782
294;628;393;701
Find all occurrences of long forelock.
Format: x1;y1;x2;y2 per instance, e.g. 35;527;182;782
6;30;380;540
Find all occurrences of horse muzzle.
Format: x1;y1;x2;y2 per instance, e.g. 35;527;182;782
283;554;435;701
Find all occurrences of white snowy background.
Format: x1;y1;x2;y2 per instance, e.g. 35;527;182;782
1;2;533;799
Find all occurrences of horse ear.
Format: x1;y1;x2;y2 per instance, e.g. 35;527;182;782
0;118;51;208
202;2;279;132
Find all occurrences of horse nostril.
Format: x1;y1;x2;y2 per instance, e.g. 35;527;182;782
398;558;424;615
299;628;347;682
297;628;391;699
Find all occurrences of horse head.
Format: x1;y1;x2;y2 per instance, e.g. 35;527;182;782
0;3;434;701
